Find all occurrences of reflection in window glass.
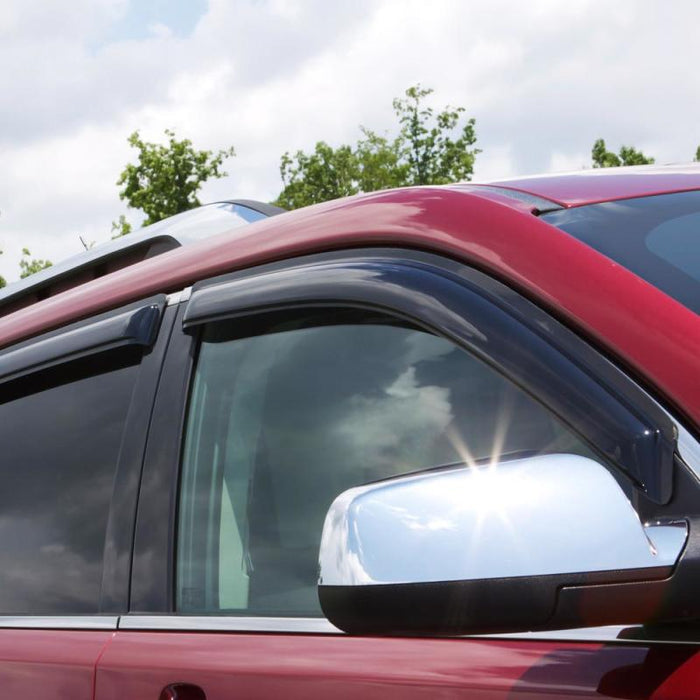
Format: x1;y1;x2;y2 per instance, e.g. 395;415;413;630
542;190;700;314
646;212;700;284
177;312;592;616
0;354;138;613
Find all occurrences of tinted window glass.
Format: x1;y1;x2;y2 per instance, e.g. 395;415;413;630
0;352;138;613
542;191;700;314
177;311;592;617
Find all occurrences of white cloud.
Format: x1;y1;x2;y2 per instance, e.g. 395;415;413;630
2;0;700;282
0;0;126;40
333;366;454;476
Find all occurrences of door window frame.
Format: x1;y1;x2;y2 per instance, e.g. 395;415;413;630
0;295;174;627
127;248;690;631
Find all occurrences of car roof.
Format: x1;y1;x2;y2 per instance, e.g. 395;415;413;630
482;163;700;208
2;183;699;431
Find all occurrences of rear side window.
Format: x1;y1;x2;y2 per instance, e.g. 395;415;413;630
0;351;138;614
177;311;593;617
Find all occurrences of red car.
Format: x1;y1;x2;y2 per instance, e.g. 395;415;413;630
1;166;700;698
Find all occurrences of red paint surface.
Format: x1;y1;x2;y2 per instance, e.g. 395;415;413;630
94;632;585;699
488;163;700;207
1;186;699;428
95;632;700;699
0;629;113;699
653;651;700;699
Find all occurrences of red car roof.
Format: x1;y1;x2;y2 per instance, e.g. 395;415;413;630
485;163;700;207
1;183;699;430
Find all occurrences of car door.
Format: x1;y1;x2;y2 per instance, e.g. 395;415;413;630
96;249;700;699
0;296;174;699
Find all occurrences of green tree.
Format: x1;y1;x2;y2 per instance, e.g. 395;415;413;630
695;145;700;162
114;129;236;233
0;250;5;289
110;214;133;239
19;248;52;279
592;138;655;168
354;127;405;192
390;84;478;186
275;85;479;210
276;142;359;211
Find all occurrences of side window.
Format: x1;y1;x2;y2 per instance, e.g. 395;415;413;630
0;350;139;614
177;310;594;617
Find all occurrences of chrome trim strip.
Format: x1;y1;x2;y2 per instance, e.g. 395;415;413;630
479;626;630;643
167;286;192;306
0;616;119;630
118;615;341;634
481;627;700;646
116;616;692;644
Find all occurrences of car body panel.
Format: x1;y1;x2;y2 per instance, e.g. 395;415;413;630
95;632;700;699
4;168;700;698
0;629;113;699
487;163;700;207
1;185;699;430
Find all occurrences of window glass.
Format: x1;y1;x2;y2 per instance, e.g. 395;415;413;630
0;351;138;614
542;191;700;315
177;311;593;616
646;212;700;284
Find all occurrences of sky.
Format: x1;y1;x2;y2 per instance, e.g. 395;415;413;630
1;0;699;283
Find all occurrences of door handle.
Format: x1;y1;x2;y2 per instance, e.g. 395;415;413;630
159;683;206;700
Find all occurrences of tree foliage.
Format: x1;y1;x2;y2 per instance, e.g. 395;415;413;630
115;129;235;232
592;138;655;168
276;143;359;210
392;85;479;186
0;250;5;289
19;248;52;279
111;214;133;239
695;145;700;162
275;85;479;210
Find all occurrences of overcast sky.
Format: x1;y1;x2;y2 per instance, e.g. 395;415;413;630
1;0;699;282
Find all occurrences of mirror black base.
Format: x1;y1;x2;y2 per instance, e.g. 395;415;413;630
319;565;674;636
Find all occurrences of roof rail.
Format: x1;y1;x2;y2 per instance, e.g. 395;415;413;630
0;200;284;318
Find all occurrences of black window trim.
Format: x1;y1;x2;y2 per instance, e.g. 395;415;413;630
131;301;195;613
99;301;178;613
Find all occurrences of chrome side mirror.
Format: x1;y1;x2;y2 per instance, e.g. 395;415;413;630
318;454;688;635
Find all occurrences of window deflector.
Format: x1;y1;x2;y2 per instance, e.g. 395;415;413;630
0;299;165;385
182;256;676;504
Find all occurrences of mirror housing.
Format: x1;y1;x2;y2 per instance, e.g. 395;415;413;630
318;454;689;635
